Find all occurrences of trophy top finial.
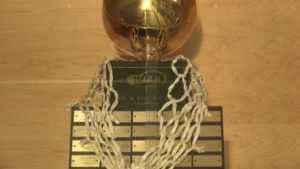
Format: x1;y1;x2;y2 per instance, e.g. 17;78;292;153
103;0;197;60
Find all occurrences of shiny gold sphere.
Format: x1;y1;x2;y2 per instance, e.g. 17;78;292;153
103;0;197;60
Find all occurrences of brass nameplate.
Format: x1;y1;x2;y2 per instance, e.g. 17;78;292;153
73;126;131;138
132;140;158;152
132;125;221;137
113;111;131;123
132;140;193;152
177;156;192;167
163;110;221;122
132;155;142;164
163;111;183;122
74;111;131;123
72;140;131;152
72;140;94;152
74;110;87;123
200;125;222;137
103;141;131;152
193;155;222;167
197;140;222;152
72;126;90;137
176;140;191;148
71;155;100;167
133;111;159;122
133;125;159;137
124;156;131;166
71;155;131;167
204;111;221;122
103;126;131;137
132;155;192;167
166;125;221;137
102;155;131;167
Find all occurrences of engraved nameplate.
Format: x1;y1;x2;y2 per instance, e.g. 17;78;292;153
199;125;222;137
163;111;186;122
72;140;94;152
132;140;158;152
72;126;90;137
133;126;159;137
133;155;221;167
204;111;221;122
113;111;131;123
74;110;87;123
133;155;193;167
197;140;222;152
72;140;131;152
193;155;223;167
163;110;221;122
177;156;192;167
133;111;159;122
71;155;132;167
103;141;131;152
71;155;100;167
102;155;131;167
165;125;221;138
175;140;192;148
124;156;131;166
73;126;131;138
74;111;131;123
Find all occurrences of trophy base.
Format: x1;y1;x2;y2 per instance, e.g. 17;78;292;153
69;60;225;169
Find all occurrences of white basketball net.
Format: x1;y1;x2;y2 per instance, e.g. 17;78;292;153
68;55;209;169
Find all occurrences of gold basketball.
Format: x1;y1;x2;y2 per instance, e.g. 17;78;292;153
103;0;197;60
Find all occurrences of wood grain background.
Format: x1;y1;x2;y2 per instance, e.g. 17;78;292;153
0;0;299;169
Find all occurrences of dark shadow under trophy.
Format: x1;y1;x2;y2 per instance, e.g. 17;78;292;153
68;0;225;168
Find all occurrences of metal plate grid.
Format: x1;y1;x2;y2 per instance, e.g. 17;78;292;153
69;107;224;169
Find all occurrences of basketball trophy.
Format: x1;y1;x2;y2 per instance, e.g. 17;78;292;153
68;0;224;168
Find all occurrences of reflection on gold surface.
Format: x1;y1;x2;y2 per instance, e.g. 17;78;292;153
103;0;197;60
